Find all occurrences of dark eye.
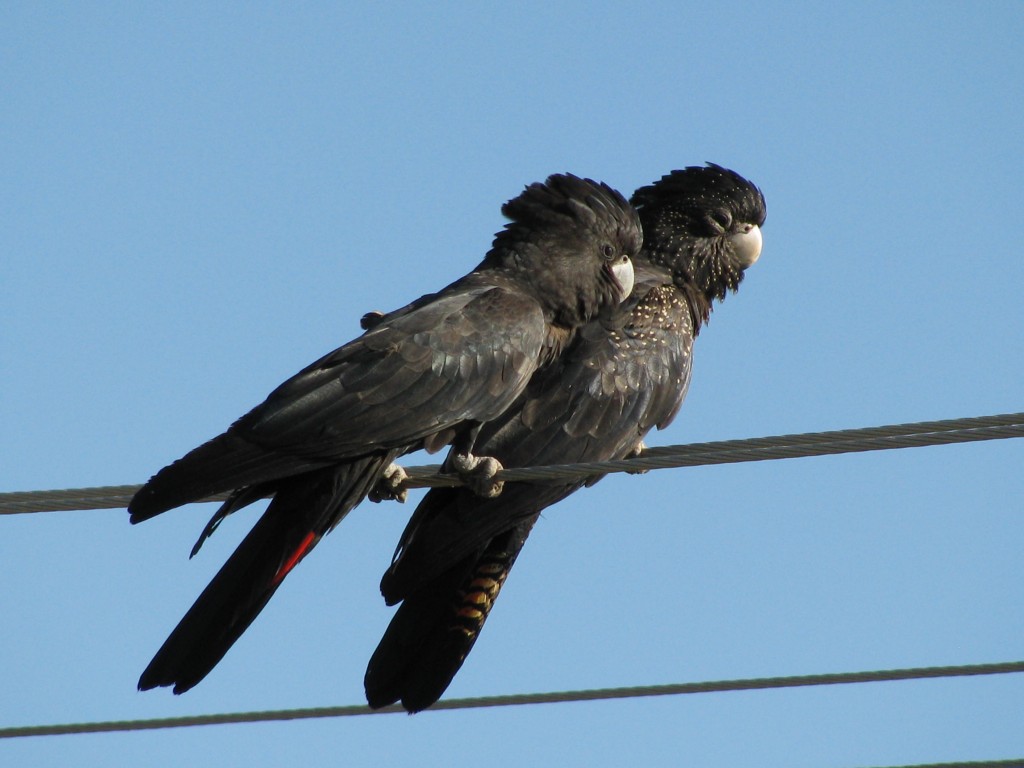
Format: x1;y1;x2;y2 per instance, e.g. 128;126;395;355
602;244;616;259
708;210;733;231
706;209;733;233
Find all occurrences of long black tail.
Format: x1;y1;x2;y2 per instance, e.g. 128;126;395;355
364;515;537;712
139;452;395;693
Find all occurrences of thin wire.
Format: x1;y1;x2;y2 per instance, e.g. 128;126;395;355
2;412;1022;515
1;659;1021;739
855;761;1024;768
1;419;1021;758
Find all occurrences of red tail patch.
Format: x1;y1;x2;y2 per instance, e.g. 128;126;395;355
273;531;317;586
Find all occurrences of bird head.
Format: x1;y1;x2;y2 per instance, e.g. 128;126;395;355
631;163;766;304
487;173;641;327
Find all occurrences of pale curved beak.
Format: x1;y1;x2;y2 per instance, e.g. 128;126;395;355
611;256;635;301
731;224;763;268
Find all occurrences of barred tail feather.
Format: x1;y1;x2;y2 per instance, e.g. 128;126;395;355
365;519;534;712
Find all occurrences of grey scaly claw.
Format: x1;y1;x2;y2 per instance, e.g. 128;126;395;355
370;462;409;503
360;310;386;330
449;452;505;498
626;440;649;475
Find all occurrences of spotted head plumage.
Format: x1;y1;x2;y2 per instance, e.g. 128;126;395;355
631;163;766;304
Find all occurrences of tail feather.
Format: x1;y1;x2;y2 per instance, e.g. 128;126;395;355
189;485;271;559
128;431;332;523
139;453;395;693
365;518;535;712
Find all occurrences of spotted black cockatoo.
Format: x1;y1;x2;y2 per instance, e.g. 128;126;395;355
364;164;766;712
129;174;639;694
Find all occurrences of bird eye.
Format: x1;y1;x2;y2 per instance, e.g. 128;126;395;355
704;209;732;235
602;244;616;259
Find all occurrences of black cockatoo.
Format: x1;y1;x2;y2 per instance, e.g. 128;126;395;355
130;174;639;694
365;164;766;712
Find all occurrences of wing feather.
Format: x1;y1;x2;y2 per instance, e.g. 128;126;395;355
236;285;547;459
133;284;550;517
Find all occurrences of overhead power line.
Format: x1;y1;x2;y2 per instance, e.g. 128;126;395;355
1;659;1021;739
1;412;1022;515
855;761;1024;768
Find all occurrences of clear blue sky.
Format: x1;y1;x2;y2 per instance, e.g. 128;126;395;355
3;3;1022;766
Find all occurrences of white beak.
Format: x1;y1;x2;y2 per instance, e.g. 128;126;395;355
611;256;635;301
731;224;763;268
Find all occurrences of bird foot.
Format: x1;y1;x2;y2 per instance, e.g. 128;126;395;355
448;452;505;498
360;310;385;330
369;462;409;504
625;440;649;474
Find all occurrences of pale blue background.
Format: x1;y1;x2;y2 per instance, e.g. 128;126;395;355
3;3;1022;766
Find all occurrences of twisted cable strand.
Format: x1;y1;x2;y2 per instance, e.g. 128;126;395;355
1;659;1020;739
2;412;1021;514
